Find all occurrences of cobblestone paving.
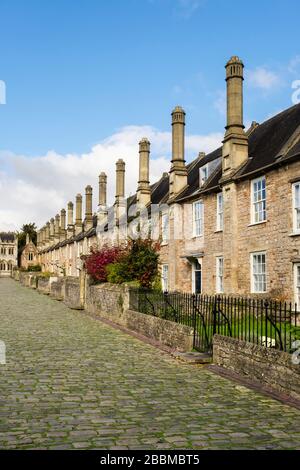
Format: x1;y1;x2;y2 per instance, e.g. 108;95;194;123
0;279;299;450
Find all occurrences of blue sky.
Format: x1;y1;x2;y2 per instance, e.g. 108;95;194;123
0;0;300;229
1;0;299;155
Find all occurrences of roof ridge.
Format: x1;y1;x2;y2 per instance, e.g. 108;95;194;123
257;102;300;128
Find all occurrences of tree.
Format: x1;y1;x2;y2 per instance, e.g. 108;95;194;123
17;222;37;256
21;223;37;244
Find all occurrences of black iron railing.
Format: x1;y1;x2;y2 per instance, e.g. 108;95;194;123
129;289;300;354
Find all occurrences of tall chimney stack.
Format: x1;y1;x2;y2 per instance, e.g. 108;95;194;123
115;159;126;231
45;222;50;247
54;214;60;243
67;201;75;237
98;172;108;226
169;106;188;199
222;56;248;177
43;226;47;247
75;194;83;235
137;138;151;207
50;218;55;244
99;172;107;207
84;185;93;231
60;209;66;241
115;159;125;203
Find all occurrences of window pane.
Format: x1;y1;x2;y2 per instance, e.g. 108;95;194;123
252;253;266;292
217;193;223;230
252;177;266;223
162;265;169;291
295;184;300;208
193;201;203;236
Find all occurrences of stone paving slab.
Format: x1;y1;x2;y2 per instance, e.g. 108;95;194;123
0;278;300;450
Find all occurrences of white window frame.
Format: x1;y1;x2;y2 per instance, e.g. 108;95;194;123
216;257;224;293
251;251;267;293
193;200;204;237
161;212;169;243
216;192;223;231
251;176;266;224
292;182;300;234
161;264;169;292
199;165;208;187
294;263;300;306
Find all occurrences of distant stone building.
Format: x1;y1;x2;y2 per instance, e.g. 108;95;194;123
20;234;38;270
37;56;300;303
0;232;18;277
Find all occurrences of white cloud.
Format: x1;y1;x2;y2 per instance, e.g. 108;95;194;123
288;55;300;74
246;67;281;90
174;0;204;19
0;125;222;231
213;90;226;116
172;85;182;94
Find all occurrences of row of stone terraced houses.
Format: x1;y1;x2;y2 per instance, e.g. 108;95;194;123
37;56;300;304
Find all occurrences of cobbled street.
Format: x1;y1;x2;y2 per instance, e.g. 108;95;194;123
0;278;299;450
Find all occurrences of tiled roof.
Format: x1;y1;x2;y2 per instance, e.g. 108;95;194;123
0;232;16;243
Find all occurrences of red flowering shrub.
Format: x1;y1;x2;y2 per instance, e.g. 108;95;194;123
106;238;160;288
84;246;122;283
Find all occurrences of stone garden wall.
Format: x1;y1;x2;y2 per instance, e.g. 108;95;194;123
85;282;130;324
50;277;65;301
124;309;194;352
37;276;51;295
19;271;41;289
85;282;193;351
63;276;83;310
213;335;300;401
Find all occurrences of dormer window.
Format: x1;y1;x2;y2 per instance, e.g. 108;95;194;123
199;165;208;187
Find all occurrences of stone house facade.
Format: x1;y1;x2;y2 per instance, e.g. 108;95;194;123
37;56;300;303
20;234;38;270
0;232;18;277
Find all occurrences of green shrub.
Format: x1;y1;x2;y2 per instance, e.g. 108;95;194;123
39;271;51;278
152;274;162;291
125;238;160;288
106;238;159;288
106;261;132;284
27;265;41;272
